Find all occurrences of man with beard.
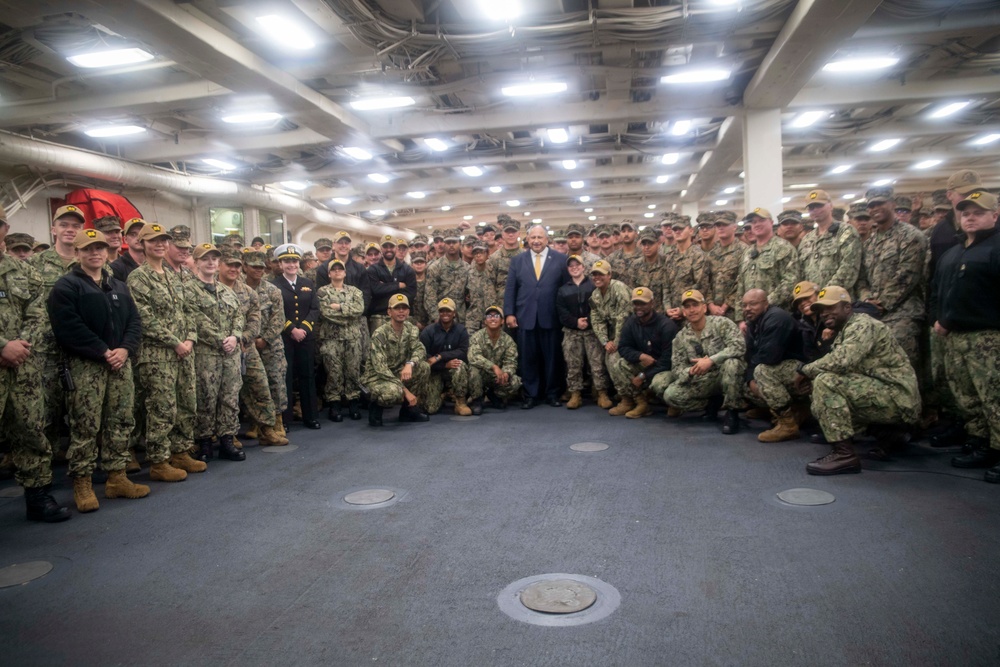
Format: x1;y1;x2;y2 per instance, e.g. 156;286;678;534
367;235;417;334
565;223;600;270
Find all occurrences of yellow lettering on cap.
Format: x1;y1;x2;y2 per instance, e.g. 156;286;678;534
971;192;981;199
794;285;801;294
87;230;97;237
809;193;817;199
818;289;827;298
396;295;404;301
68;206;77;211
754;208;761;213
637;289;644;295
203;244;212;249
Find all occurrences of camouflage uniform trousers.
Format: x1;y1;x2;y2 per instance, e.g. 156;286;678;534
943;330;1000;450
607;354;672;400
195;349;243;439
561;328;610;393
925;329;957;415
320;337;363;402
367;361;431;408
662;358;747;410
358;319;371;366
810;372;920;443
752;359;801;411
425;364;472;414
66;357;135;477
882;315;922;375
260;341;288;414
468;368;523;402
4;360;54;488
139;356;197;463
239;346;276;427
40;352;67;449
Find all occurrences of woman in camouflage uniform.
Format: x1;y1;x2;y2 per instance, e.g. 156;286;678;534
318;259;366;422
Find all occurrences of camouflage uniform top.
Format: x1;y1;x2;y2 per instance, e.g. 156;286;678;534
26;248;74;350
183;279;244;355
574;249;602;272
797;222;863;296
606;248;642;288
734;236;802;320
128;263;198;363
168;264;195;283
0;253;45;348
317;283;365;341
800;313;920;416
466;263;490;330
671;316;746;371
227;279;261;348
631;255;670;313
362;321;426;386
425;257;470;322
664;245;712;312
485;246;524;307
857;220;929;320
589;279;633;346
412;278;429;328
707;241;743;311
468;328;519;375
254;279;285;346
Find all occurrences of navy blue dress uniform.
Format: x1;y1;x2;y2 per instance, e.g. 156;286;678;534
274;244;321;428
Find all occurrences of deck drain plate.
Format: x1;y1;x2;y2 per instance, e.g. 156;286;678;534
777;488;835;506
344;489;395;505
449;415;480;422
261;445;299;453
498;573;620;627
0;561;53;588
570;442;609;452
0;486;23;498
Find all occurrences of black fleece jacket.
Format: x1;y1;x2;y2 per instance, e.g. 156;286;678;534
47;265;141;362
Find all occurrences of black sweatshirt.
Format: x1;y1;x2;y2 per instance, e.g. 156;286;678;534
744;305;805;382
617;311;679;379
368;260;417;316
47;265;141;362
419;321;469;372
556;278;596;331
931;226;1000;332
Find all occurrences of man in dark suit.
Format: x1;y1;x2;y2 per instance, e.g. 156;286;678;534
504;224;570;408
274;243;322;429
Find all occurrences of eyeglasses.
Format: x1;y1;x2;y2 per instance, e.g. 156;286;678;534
485;312;502;319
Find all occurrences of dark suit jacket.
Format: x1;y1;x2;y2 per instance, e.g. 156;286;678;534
275;275;320;342
504;248;569;330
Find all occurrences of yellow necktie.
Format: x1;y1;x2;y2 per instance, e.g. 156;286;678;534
534;253;542;280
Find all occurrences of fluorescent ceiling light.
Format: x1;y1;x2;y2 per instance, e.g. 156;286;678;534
343;146;373;160
506;200;521;207
331;198;352;205
477;0;521;20
350;96;416;111
547;128;570;144
913;159;942;170
424;138;449;152
781;197;792;203
644;212;655;218
790;110;828;128
648;204;657;209
842;193;856;199
588;215;597;221
407;191;426;199
710;0;740;4
671;120;692;136
584;208;594;213
831;164;853;174
723;187;737;194
579;196;591;203
489;186;503;193
369;209;386;216
501;82;568;97
655;175;670;184
67;48;154;69
570;181;585;189
823;56;899;73
368;173;390;183
562;160;577;170
280;181;308;191
872;178;894;186
222;111;282;124
532;218;542;224
972;133;1000;146
203;158;236;170
462;166;484;177
660;69;731;84
662;153;679;165
255;15;316;50
680;190;688;197
929;101;969;119
789;183;819;189
715;200;728;206
870;138;901;152
523;212;531;216
84;125;146;138
463;215;474;220
441;205;452;211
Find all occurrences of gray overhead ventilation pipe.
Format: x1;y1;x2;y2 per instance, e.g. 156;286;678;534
0;131;407;239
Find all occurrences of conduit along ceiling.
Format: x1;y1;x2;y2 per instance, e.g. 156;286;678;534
0;0;999;234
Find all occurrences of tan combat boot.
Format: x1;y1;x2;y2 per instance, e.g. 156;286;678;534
566;392;583;410
169;452;208;473
233;436;244;450
126;449;141;473
667;406;683;418
454;399;473;416
626;394;652;419
275;414;289;438
258;423;289;446
104;470;151;499
72;476;100;512
244;423;259;440
608;397;635;416
596;391;614;409
149;462;187;482
758;409;801;442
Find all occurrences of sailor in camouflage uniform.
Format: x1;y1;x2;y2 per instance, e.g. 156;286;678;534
734;207;802;321
797;190;863;295
424;228;471;324
663;216;712;320
243;250;290;437
565;223;601;270
421;298;473;416
467;306;522;412
706;211;742;319
631;228;669;313
589;260;632;361
166;225;196;281
218;233;244;250
4;232;35;261
318;259;366;422
410;253;430;329
663;289;747;434
485;215;524;308
306;238;334;282
606;220;641;288
185;244;245;462
466;241;490;334
361;294;431;426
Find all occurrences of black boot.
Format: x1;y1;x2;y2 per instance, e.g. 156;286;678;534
470;399;483;416
721;409;740;435
701;395;723;422
369;404;384;427
867;425;910;461
218;435;246;461
951;438;1000;469
25;485;71;523
349;399;362;420
195;437;214;462
328;401;343;423
985;465;1000;484
929;422;966;448
399;403;429;423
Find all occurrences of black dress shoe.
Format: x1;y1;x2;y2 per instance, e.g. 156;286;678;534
328;404;343;423
399;404;430;422
929;423;966;448
470;400;483;416
348;400;362;420
218;435;246;461
702;395;723;422
304;420;322;430
24;486;71;523
521;397;537;410
721;409;740;435
951;445;1000;469
546;397;563;408
369;404;384;427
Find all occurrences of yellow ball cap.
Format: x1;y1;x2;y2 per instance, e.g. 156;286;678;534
813;285;851;307
590;260;611;275
631;287;653;303
681;289;706;304
73;229;108;250
391;293;410;307
437;298;456;311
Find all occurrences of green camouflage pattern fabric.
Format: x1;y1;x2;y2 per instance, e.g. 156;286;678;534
426;364;472;414
797;222;863;296
361;321;431;407
631;255;670;314
66;357;134;476
664;245;712;312
318;284;366;402
231;280;275;427
943;330;1000;449
858;220;928;314
412;278;429;328
485;246;524;308
589;279;633;346
734;236;801;320
561;328;610;392
606;248;642;288
707;241;744;313
573;250;602;272
465;264;490;334
253;278;288;413
425;257;470;323
467;328;522;401
752;358;800;411
608;355;673;400
664;316;747;409
801;313;920;442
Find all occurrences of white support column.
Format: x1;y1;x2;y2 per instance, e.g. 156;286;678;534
681;202;700;221
742;109;784;214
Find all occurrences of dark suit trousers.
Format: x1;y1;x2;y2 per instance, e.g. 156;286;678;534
283;335;317;423
518;326;561;400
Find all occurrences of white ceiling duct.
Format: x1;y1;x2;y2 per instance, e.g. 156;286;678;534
0;131;406;238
